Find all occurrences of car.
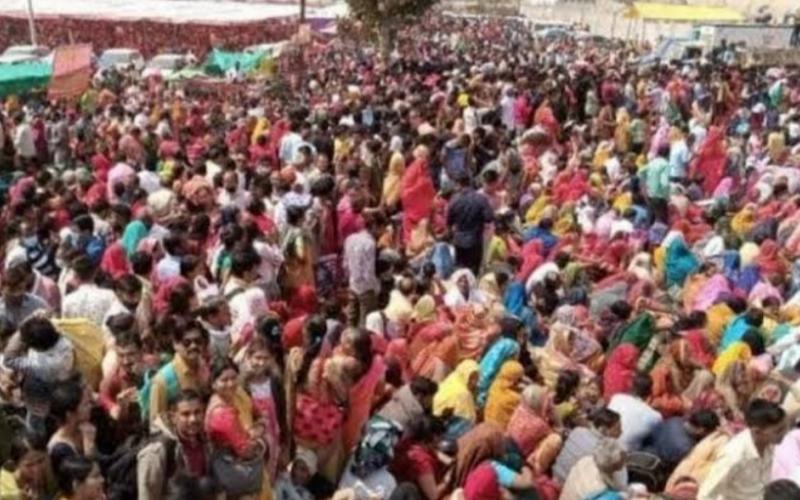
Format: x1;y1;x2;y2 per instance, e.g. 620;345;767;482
1;44;50;59
0;54;41;65
97;48;145;71
141;53;194;79
533;27;573;42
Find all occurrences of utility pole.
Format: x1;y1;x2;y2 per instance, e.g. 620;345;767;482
300;0;306;23
27;0;38;46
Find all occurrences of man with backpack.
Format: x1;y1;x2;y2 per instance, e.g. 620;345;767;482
142;319;210;425
136;390;210;500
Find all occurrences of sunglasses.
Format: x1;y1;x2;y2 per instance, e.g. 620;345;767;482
181;336;206;347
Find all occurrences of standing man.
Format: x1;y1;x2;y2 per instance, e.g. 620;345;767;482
639;144;671;224
447;175;494;274
343;213;380;328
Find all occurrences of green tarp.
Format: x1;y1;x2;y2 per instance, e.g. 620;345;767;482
203;49;265;76
0;61;52;96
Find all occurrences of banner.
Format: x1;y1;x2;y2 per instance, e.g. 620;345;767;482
203;49;265;76
49;44;93;100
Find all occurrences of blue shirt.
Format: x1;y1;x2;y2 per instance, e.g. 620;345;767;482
669;140;690;179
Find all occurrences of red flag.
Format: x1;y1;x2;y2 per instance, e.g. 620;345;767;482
48;44;93;100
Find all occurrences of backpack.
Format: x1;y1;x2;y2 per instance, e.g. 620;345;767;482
103;433;178;500
137;361;180;422
626;451;666;493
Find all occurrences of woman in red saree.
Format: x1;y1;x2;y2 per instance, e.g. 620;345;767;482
100;241;130;280
342;355;387;452
533;98;559;140
401;146;436;244
757;239;787;277
690;126;726;195
650;338;699;418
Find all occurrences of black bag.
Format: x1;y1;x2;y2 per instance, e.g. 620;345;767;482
210;445;265;497
626;451;666;493
103;433;177;500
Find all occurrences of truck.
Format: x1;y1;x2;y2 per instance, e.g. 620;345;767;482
693;23;800;50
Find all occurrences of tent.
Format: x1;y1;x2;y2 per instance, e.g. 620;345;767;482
0;61;52;96
203;49;266;76
623;2;744;23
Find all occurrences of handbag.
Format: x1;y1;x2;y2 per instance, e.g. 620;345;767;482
210;443;265;497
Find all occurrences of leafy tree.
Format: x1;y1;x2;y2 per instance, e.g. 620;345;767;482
345;0;440;57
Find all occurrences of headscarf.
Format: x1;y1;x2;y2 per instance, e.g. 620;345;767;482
603;343;640;401
452;423;506;488
433;359;480;422
463;462;500;500
712;341;752;376
445;268;485;309
757;239;786;276
665;235;699;288
100;241;130;280
484;361;525;429
477;338;520;406
382;151;405;207
411;294;437;323
121;220;149;258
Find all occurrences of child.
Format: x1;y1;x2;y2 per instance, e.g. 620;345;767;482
241;317;286;480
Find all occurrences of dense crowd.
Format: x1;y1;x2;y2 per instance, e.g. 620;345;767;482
0;16;297;58
2;12;800;500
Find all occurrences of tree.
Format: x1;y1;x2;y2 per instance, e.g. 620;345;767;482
345;0;440;59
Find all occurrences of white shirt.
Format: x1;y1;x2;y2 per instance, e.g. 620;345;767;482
279;132;304;165
698;429;773;500
62;283;117;328
343;230;380;295
14;123;36;158
608;393;663;451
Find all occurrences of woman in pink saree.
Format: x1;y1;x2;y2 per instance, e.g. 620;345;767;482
400;146;436;244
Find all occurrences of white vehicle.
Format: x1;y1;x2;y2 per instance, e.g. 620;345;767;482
141;53;193;79
0;54;41;65
1;44;50;59
244;42;286;58
97;48;145;71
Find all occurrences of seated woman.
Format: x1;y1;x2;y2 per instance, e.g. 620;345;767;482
484;361;525;429
455;424;539;499
389;415;448;500
433;360;480;423
506;384;563;476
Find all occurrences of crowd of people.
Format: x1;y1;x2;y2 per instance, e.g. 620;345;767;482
0;15;296;58
2;11;800;500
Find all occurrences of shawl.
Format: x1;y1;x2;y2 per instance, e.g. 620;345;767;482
121;220;149;258
343;356;387;451
516;239;545;283
506;384;551;456
433;359;480;422
484;361;525;429
477;338;520;407
691;274;731;312
452;423;505;489
602;343;640;401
